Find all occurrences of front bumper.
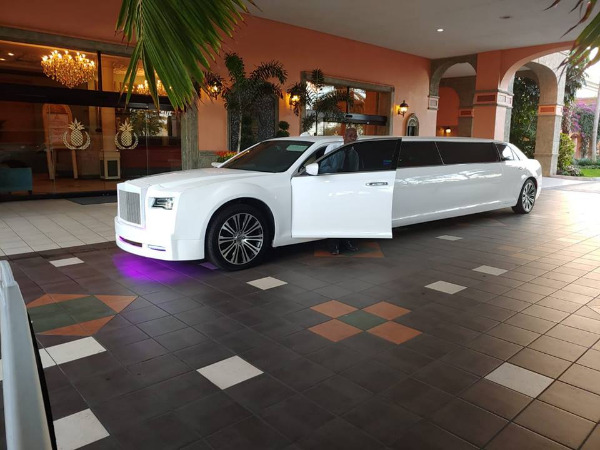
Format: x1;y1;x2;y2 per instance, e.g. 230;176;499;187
114;217;204;261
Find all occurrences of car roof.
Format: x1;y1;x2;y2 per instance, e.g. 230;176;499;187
269;135;504;144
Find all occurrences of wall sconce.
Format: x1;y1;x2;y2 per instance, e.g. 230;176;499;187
445;127;452;134
397;100;409;116
208;79;222;99
289;94;301;109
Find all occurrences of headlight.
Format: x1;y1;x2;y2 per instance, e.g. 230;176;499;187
152;197;174;210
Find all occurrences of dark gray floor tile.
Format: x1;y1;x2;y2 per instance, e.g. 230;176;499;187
260;394;334;441
460;379;532;419
226;375;295;413
154;327;208;351
207;416;290;450
392;421;477;450
380;378;453;418
486;423;569;450
413;361;479;395
432;398;507;447
271;357;334;391
305;375;372;415
298;418;384;450
114;412;199;450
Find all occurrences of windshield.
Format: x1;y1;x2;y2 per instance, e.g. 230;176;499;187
220;140;313;173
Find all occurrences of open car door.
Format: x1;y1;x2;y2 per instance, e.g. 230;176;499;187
291;139;399;239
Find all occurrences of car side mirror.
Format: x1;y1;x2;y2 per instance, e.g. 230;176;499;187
305;162;319;176
211;162;223;168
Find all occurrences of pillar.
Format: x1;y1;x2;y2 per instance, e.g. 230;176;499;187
535;104;562;175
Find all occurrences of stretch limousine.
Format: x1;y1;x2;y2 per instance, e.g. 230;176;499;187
115;136;542;270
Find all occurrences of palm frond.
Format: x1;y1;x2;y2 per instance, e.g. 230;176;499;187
224;53;247;84
116;0;255;109
551;0;600;70
250;60;288;84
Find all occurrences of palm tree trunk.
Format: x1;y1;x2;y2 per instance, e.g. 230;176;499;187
236;107;242;153
592;80;600;162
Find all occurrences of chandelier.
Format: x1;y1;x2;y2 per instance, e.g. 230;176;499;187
41;50;96;88
133;79;167;96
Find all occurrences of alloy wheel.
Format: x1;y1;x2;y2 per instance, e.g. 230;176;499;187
217;213;264;265
521;181;536;212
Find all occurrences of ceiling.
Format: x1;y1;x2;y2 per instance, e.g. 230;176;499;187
252;0;595;59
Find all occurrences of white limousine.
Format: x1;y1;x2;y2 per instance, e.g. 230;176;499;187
115;136;542;270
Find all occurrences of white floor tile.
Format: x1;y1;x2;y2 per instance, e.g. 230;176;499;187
485;362;553;397
473;265;508;276
436;235;463;241
425;280;467;295
0;350;56;382
50;257;84;268
54;409;109;450
247;276;288;290
46;337;106;365
40;349;57;368
198;356;263;389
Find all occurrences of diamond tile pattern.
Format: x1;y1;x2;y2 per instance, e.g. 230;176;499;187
311;300;357;318
309;319;362;342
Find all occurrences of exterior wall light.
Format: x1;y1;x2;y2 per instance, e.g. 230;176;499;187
208;79;222;99
397;100;409;116
445;128;452;134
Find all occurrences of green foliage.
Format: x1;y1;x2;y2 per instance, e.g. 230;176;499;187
558;133;575;173
129;110;163;136
549;1;600;71
287;69;353;135
275;121;290;137
510;76;539;158
575;158;600;167
581;168;600;177
572;103;596;158
116;0;255;110
217;53;287;152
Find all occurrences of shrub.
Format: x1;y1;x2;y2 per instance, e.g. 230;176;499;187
275;120;290;137
562;165;582;176
575;158;598;166
558;133;575;173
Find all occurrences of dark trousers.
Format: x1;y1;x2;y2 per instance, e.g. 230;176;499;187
328;239;355;252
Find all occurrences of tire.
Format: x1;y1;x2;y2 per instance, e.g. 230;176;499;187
206;204;270;270
512;178;537;214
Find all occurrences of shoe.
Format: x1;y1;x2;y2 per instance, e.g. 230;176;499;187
342;241;358;252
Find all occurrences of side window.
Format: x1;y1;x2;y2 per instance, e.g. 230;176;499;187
436;141;500;164
496;143;515;161
300;145;329;171
318;140;397;174
397;141;442;167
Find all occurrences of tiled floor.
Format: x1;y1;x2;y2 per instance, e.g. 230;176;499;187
1;180;600;448
0;199;115;256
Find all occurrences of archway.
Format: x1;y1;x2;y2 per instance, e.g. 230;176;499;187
429;56;477;137
506;54;565;175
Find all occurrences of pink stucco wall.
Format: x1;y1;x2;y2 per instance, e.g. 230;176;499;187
198;15;435;151
436;87;459;128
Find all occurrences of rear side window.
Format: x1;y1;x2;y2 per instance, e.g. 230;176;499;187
397;141;443;167
436;141;500;164
319;140;398;173
496;143;516;161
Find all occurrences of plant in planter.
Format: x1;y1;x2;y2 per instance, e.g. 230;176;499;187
287;69;353;135
215;151;237;162
207;53;287;152
275;121;290;137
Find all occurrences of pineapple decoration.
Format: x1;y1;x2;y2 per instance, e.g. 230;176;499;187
63;119;91;150
115;120;138;150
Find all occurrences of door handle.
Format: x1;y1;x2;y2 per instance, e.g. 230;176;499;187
366;182;388;186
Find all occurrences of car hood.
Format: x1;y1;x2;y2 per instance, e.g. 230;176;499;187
124;168;271;191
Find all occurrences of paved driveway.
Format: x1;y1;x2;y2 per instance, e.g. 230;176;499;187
2;181;600;449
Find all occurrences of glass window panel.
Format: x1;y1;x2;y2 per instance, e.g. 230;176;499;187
319;140;397;173
436;141;500;164
398;141;443;167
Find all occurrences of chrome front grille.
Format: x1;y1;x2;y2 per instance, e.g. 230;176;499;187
119;190;141;225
